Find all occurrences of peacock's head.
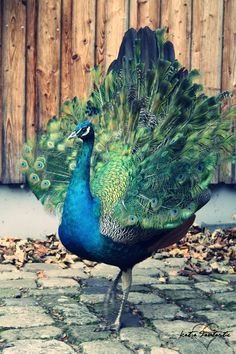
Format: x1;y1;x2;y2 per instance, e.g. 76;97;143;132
68;121;94;141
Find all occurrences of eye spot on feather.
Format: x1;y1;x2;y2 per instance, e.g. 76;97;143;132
23;145;32;155
41;180;51;190
69;162;76;171
150;198;161;210
170;208;178;219
47;141;55;149
37;156;46;164
20;159;28;172
187;202;196;212
34;160;45;171
29;173;40;185
127;215;138;225
197;163;204;172
57;143;65;152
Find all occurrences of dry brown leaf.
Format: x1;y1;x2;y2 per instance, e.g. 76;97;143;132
36;271;47;279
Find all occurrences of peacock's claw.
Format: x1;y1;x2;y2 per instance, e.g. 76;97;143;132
109;321;121;332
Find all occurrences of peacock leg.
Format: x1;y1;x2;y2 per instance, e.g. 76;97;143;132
110;268;132;332
103;270;122;318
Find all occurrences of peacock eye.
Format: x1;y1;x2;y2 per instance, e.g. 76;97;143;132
20;159;28;171
170;208;178;218
69;162;76;171
41;180;51;189
127;215;138;225
23;145;31;155
197;163;204;172
29;173;40;185
34;160;45;171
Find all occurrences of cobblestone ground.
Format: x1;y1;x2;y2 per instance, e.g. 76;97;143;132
0;257;236;354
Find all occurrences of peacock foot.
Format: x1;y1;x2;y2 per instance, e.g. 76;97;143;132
109;320;121;332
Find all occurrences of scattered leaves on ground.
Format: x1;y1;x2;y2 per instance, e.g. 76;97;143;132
0;226;235;274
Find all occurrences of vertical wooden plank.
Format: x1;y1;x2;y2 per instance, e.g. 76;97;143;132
37;0;61;130
61;0;73;103
161;0;192;69
220;0;236;183
2;0;26;183
138;0;161;29
148;0;161;29
26;0;37;140
191;0;223;95
191;0;224;184
0;0;3;180
105;0;129;70
71;0;96;99
95;0;107;77
129;0;138;28
129;0;161;30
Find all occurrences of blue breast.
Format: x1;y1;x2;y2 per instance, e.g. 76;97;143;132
59;192;148;270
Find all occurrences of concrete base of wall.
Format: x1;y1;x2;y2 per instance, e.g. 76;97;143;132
0;184;235;239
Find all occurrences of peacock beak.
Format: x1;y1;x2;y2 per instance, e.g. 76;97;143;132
68;131;78;140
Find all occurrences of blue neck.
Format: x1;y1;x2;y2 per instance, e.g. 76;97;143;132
60;135;102;251
69;137;94;195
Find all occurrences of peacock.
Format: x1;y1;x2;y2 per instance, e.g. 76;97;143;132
21;27;235;331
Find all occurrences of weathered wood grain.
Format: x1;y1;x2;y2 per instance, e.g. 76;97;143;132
36;0;61;130
0;0;235;184
161;0;192;69
129;0;161;30
26;0;37;140
219;0;236;183
191;0;223;95
95;0;107;77
1;0;26;183
0;0;3;179
105;0;128;70
71;0;96;99
60;0;73;103
192;0;224;183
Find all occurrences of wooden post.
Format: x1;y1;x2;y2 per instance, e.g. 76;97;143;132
71;0;96;99
105;0;129;70
26;0;37;140
220;0;236;183
129;0;161;30
1;0;26;183
0;0;3;180
61;0;73;103
191;0;224;183
161;0;192;69
95;0;107;77
36;0;61;130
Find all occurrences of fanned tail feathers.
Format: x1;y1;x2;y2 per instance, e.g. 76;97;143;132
21;27;235;230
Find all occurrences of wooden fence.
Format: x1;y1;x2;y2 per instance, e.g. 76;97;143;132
0;0;235;184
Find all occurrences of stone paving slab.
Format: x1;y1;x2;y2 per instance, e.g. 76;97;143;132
2;339;76;354
0;279;37;289
37;277;79;288
120;327;162;348
195;281;234;293
79;340;133;354
0;271;36;281
44;268;88;279
0;306;54;329
0;258;235;353
0;326;62;341
137;303;187;320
